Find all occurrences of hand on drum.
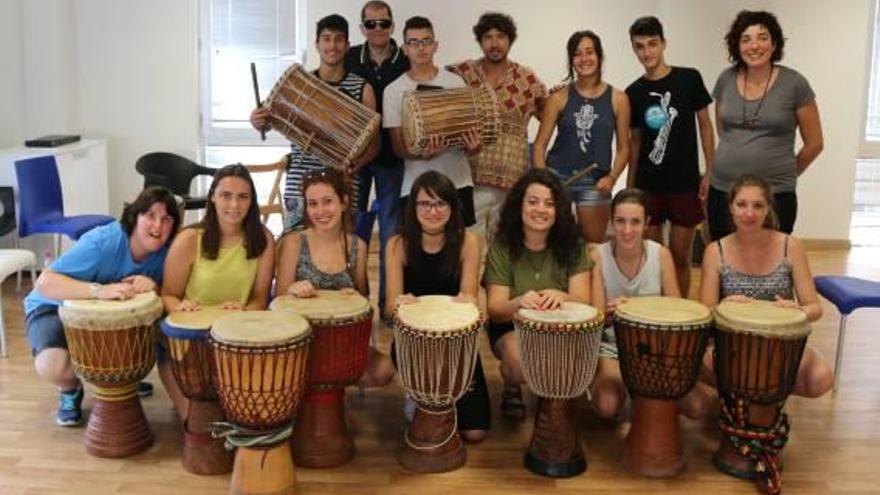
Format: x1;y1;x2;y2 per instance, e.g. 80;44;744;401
605;296;628;324
721;294;753;304
452;292;476;305
394;293;419;307
121;275;157;294
249;107;271;134
175;299;202;312
773;295;802;311
519;290;566;311
461;128;482;156
422;135;448;159
219;300;244;310
288;280;317;298
96;282;136;301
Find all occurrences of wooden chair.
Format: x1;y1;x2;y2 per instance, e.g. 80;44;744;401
243;156;287;224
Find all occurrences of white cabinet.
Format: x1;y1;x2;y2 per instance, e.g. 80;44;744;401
0;139;110;260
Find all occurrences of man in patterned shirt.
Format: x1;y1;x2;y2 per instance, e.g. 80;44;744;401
448;12;547;245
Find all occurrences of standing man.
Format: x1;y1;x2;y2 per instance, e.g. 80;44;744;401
383;16;481;220
448;12;547;246
625;16;714;297
251;14;379;231
345;1;409;311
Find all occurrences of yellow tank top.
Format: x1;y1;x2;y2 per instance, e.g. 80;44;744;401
183;229;259;306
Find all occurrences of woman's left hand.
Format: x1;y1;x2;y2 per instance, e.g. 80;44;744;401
773;295;801;310
452;292;476;304
220;300;243;310
596;175;615;194
537;289;567;310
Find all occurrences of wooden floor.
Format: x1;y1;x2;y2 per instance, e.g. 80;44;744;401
1;247;879;494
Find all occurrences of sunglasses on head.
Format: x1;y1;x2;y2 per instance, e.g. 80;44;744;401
363;19;392;30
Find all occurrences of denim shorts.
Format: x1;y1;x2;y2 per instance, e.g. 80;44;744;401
548;166;611;207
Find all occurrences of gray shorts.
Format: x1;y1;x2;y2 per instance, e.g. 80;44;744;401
26;305;66;356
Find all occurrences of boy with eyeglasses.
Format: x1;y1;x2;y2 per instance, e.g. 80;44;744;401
250;14;379;231
345;1;409;312
383;16;481;227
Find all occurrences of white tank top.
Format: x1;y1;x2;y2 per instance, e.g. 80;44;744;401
599;240;663;301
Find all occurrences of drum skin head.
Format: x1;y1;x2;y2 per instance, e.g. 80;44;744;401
60;291;163;329
615;296;712;327
165;306;240;331
270;290;370;321
518;302;599;324
714;300;810;339
211;311;311;346
396;295;481;333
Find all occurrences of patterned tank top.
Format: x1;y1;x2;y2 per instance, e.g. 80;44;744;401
718;237;793;301
294;232;358;290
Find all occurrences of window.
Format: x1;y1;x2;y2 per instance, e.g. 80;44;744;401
200;0;305;146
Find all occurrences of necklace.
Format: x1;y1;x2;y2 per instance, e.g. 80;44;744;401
525;249;548;280
612;241;645;282
741;67;772;129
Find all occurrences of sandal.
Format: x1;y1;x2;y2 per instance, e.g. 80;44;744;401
501;385;527;421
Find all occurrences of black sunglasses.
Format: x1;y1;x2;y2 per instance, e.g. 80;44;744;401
363;19;392;30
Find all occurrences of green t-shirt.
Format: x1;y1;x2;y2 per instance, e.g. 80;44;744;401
484;240;592;297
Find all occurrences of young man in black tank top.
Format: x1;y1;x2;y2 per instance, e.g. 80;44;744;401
625;16;715;297
250;14;381;231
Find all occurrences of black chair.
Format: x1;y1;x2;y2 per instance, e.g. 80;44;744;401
0;187;17;244
135;152;216;210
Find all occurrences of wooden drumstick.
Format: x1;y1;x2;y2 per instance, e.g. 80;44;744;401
250;62;267;141
562;163;599;187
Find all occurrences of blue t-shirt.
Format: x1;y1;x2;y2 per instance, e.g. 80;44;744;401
23;222;169;315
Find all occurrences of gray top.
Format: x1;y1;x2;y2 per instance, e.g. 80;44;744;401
294;233;358;290
711;65;814;193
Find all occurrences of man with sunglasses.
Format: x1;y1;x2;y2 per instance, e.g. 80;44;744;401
250;14;379;231
345;1;409;312
383;16;482;229
448;12;547;248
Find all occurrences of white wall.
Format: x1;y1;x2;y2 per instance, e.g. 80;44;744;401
1;0;872;240
0;0;23;148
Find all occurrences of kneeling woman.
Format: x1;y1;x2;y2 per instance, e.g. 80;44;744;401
275;167;393;387
385;170;488;442
589;188;680;419
484;168;594;420
159;164;276;413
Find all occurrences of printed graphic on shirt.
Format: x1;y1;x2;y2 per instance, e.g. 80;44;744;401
576;104;599;153
645;91;678;165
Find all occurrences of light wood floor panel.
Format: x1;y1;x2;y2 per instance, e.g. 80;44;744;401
1;248;879;493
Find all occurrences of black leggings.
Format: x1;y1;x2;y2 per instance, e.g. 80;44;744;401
707;187;798;241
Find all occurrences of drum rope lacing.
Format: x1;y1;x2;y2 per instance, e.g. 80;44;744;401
211;421;293;451
517;324;602;400
718;394;790;495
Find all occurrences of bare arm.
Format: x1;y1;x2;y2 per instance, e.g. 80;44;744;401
795;100;824;176
274;232;302;296
383;235;406;319
597;89;631;193
160;229;198;312
353;237;369;297
35;270;139;301
699;241;722;308
589;246;606;316
696;106;716;201
486;284;521;322
532;89;565;169
658;246;682;298
244;227;276;310
458;232;480;300
786;237;822;322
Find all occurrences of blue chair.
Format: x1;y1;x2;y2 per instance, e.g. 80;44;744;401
814;275;880;393
14;155;114;255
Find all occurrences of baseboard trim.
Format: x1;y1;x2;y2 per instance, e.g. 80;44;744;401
801;238;852;250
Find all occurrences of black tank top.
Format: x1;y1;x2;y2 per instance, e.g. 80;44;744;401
403;244;459;297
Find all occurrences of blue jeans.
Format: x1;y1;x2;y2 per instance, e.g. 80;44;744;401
357;159;404;311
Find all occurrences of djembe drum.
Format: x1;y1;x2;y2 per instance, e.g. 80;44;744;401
515;302;604;477
161;307;238;474
712;300;810;495
59;291;163;458
401;86;500;156
614;296;712;477
393;295;483;473
263;64;380;170
269;290;373;468
210;311;311;495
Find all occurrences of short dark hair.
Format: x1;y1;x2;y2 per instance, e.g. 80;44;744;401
197;164;267;260
611;188;648;219
629;16;664;41
724;10;785;68
361;1;392;22
316;14;348;41
472;12;517;44
403;16;433;40
565;30;604;82
120;186;181;247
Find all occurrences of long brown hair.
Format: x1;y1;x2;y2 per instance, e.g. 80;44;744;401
728;174;778;230
198;164;267;260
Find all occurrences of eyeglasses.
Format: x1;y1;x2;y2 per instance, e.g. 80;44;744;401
363;19;392;30
415;199;449;212
405;38;435;49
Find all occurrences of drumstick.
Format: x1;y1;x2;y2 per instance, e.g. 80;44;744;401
250;62;266;141
562;164;599;187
